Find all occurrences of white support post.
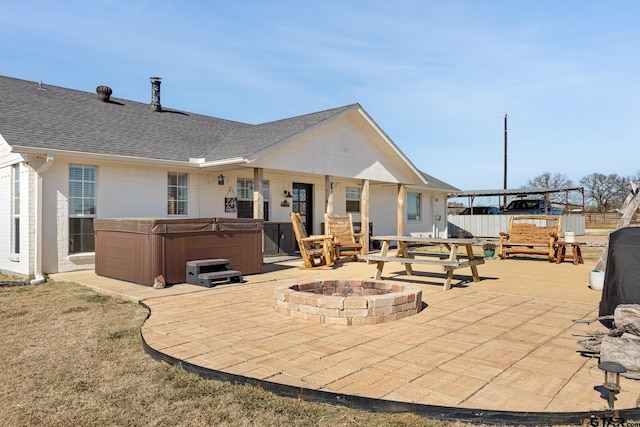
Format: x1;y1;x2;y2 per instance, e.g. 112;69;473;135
253;168;264;220
361;179;370;253
397;184;405;236
325;175;333;214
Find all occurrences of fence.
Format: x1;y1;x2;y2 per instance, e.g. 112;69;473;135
447;214;585;239
583;212;623;224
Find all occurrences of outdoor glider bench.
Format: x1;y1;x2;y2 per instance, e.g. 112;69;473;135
498;215;562;262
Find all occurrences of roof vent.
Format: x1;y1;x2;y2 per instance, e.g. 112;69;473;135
96;85;112;102
150;77;162;111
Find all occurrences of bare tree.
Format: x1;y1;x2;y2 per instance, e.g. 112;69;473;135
447;201;466;215
527;172;574;189
579;173;627;212
524;172;575;203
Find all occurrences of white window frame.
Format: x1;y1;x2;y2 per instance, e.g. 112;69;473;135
11;163;20;255
407;192;421;221
69;164;97;254
237;178;269;220
345;186;361;213
167;172;188;216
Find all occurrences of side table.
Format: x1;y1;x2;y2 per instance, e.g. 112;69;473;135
554;241;584;265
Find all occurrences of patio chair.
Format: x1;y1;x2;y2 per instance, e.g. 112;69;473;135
324;213;365;261
290;212;336;269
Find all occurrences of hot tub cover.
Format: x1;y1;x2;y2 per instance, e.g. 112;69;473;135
599;227;640;317
94;217;263;234
94;217;216;234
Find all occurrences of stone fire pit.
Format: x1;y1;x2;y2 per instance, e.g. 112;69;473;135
274;279;422;325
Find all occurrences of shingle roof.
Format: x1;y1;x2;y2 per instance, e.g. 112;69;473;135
420;171;461;192
0;76;357;163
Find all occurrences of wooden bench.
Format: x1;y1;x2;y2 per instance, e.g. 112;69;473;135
406;250;449;259
360;255;481;269
498;215;562;261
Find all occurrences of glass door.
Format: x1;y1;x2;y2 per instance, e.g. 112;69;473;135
292;183;313;236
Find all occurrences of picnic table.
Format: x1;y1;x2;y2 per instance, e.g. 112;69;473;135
359;236;485;290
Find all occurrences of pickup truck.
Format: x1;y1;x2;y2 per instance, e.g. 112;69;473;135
460;206;500;215
500;199;563;215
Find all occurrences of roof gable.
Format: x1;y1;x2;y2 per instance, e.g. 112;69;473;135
250;108;427;184
202;104;357;162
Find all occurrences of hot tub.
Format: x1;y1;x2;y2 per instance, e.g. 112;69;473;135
94;217;263;286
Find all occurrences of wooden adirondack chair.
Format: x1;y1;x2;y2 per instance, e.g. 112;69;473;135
290;212;336;268
324;213;365;261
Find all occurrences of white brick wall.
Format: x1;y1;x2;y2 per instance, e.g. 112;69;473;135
0;165;14;274
0;162;32;277
44;159;247;273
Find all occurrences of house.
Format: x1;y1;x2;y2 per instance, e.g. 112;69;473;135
0;75;459;281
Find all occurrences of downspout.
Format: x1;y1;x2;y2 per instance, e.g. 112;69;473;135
31;155;54;285
431;195;437;238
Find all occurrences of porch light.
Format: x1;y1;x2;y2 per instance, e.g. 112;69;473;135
284;190;292;198
218;174;225;185
599;361;626;409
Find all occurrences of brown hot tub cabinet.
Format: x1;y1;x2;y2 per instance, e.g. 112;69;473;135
94;217;263;286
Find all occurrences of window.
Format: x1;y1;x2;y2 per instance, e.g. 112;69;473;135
69;165;96;254
237;178;269;220
11;164;20;254
345;186;360;213
167;172;188;215
407;192;421;221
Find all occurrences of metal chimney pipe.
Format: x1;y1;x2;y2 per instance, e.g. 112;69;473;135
150;77;162;111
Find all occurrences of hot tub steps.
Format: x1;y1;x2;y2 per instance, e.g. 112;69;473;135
198;270;243;284
186;259;243;287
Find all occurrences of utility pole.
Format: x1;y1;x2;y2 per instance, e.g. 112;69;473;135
503;113;508;209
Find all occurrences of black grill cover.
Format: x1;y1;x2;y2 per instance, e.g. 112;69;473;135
599;227;640;317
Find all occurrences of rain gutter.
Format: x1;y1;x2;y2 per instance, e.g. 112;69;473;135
30;154;54;285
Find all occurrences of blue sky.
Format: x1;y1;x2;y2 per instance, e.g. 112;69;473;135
2;1;638;191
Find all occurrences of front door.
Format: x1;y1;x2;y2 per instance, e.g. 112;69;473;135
292;183;313;236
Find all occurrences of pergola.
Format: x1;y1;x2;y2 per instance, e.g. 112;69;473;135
447;187;585;214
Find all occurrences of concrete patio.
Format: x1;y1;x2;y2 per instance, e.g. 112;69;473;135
50;239;640;424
